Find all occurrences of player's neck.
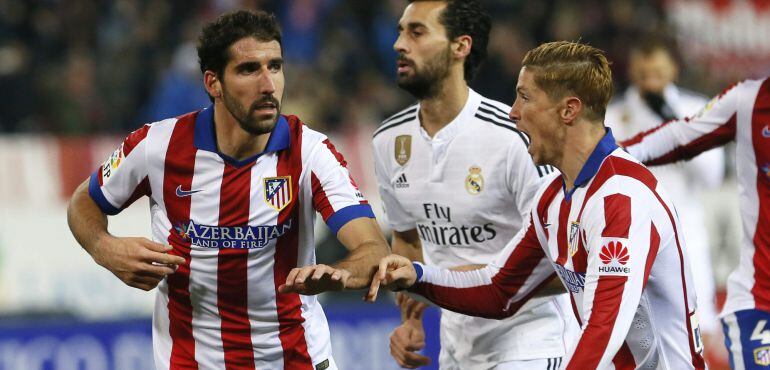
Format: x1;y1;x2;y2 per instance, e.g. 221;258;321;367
558;122;606;191
418;74;468;138
213;104;271;161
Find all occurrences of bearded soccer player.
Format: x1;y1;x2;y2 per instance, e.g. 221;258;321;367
368;41;707;369
621;75;770;370
67;10;388;370
372;1;573;369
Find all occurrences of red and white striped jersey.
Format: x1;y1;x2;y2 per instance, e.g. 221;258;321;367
88;106;373;369
410;130;706;369
622;77;770;316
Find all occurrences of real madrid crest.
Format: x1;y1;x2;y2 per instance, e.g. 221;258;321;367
395;135;412;166
465;166;484;195
264;176;292;211
568;221;580;256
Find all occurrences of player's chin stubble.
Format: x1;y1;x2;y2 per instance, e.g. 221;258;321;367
222;90;280;135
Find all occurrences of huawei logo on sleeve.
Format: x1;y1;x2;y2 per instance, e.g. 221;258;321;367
599;241;631;275
600;241;629;265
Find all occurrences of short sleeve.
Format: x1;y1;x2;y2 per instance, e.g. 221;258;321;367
88;124;152;215
308;138;375;234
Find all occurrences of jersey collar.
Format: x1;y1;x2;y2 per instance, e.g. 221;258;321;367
563;127;619;200
194;105;291;166
417;88;481;142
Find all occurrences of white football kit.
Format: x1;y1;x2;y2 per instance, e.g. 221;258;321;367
372;88;574;370
606;84;723;334
410;130;707;369
90;106;374;370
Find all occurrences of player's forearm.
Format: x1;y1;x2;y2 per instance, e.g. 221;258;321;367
333;238;390;289
67;180;112;260
409;263;519;320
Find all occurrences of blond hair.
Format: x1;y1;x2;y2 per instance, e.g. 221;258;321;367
522;41;612;121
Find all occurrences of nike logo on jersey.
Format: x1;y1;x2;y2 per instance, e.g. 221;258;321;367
762;125;770;138
176;185;203;197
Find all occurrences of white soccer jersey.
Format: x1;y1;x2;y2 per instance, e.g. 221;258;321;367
372;89;571;368
410;130;706;369
89;106;373;370
623;77;770;316
606;85;723;332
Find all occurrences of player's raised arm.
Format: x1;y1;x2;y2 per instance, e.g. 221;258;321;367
371;214;556;319
621;81;741;165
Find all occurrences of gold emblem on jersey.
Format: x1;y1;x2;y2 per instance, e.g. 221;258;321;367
568;221;580;257
395;135;411;166
465;166;484;195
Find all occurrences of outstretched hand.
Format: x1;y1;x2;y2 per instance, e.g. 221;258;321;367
278;264;352;295
366;254;418;302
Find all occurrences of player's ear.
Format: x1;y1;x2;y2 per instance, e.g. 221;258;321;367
561;96;583;125
203;71;222;99
452;35;472;60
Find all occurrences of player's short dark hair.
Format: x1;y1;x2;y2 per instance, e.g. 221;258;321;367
409;0;491;82
197;10;282;78
629;36;674;58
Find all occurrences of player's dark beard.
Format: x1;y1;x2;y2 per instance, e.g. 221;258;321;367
221;87;281;135
396;47;452;100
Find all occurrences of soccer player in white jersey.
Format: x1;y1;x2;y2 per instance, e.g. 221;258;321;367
372;1;572;369
66;10;389;370
368;41;708;369
605;40;724;355
621;75;770;370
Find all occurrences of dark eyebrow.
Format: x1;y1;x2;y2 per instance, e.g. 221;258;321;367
398;21;428;32
235;61;260;71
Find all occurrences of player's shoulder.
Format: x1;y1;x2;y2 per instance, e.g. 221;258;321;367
589;150;661;201
676;86;709;105
373;104;419;142
473;95;530;147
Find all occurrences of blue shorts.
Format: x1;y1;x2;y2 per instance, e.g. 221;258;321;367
722;309;770;369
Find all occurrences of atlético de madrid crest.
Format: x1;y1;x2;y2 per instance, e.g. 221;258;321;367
264;176;292;211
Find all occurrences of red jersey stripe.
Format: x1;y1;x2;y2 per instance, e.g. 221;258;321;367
751;77;770;311
163;112;199;369
602;194;631;238
274;118;314;369
566;275;628;370
310;172;334;221
217;163;256;369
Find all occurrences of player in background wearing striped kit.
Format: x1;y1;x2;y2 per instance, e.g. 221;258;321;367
368;41;707;369
621;76;770;370
604;39;724;359
372;1;574;369
67;10;388;370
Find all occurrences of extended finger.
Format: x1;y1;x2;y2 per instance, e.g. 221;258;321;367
311;265;331;281
144;250;186;266
140;263;176;276
294;266;316;284
365;274;381;302
139;239;173;253
284;268;302;287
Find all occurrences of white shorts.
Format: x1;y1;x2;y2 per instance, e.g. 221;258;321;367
439;356;563;370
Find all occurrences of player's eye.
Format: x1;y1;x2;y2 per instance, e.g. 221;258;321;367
268;61;283;73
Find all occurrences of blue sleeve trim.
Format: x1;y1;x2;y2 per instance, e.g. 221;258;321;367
413;262;424;282
88;171;121;216
326;204;375;234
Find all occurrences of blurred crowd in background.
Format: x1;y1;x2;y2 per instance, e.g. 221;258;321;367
3;0;757;135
